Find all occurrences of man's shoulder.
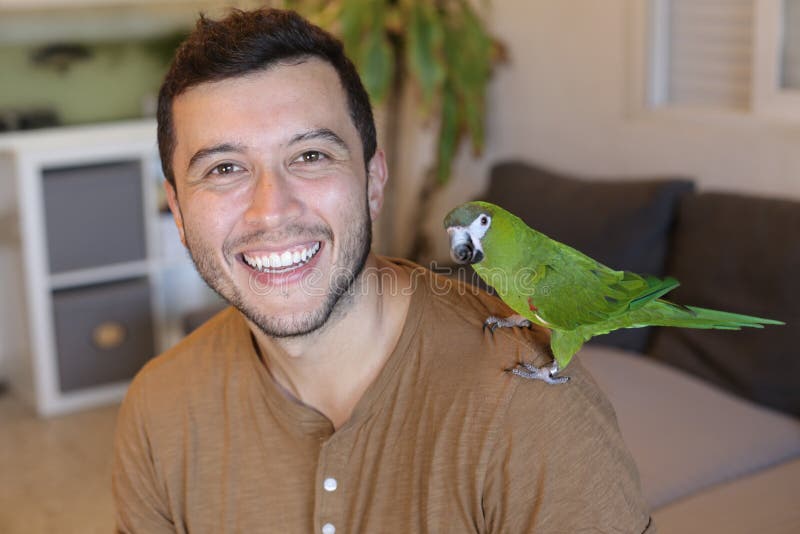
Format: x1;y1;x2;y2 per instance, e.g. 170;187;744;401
483;356;652;531
401;260;512;320
126;306;249;405
400;260;550;371
395;259;619;426
502;355;620;433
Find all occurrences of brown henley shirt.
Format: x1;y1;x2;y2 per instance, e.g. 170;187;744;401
112;259;654;533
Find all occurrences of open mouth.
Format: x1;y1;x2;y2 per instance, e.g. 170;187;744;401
241;241;321;274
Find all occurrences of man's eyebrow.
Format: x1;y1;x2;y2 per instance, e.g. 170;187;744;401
289;128;349;152
187;143;246;173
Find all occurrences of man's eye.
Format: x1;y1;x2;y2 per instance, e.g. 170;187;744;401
297;151;326;163
210;162;243;175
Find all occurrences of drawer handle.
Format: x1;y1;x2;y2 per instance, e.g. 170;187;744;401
92;321;127;350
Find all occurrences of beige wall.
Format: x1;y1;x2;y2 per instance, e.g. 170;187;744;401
415;0;800;263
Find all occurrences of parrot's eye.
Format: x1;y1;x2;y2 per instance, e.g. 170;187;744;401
480;215;489;226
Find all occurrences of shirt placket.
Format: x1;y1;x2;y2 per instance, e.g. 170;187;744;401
314;433;349;534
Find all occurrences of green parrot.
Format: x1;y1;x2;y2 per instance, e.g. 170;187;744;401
444;201;784;384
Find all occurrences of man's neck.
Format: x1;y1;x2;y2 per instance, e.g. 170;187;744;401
249;255;412;429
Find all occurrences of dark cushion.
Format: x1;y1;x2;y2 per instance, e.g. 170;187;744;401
483;161;694;353
648;192;800;416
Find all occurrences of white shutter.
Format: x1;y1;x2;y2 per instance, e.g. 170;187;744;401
782;0;800;89
663;0;755;108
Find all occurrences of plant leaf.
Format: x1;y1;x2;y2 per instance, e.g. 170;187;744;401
359;24;394;104
436;85;459;184
406;2;446;112
340;0;370;60
463;91;485;154
442;0;493;155
337;0;394;104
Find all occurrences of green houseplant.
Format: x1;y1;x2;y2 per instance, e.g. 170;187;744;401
285;0;500;256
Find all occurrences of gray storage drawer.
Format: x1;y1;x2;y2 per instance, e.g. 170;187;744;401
52;277;155;392
42;160;147;274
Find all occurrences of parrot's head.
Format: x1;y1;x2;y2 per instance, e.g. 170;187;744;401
443;201;508;265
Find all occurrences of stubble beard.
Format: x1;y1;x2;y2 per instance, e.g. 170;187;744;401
183;195;372;339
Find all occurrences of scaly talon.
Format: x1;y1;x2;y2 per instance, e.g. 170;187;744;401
483;319;496;334
483;314;532;335
507;360;570;385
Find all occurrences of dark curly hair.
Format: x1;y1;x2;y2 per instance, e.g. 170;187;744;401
157;8;376;187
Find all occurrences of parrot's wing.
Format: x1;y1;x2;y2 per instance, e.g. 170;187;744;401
531;248;679;330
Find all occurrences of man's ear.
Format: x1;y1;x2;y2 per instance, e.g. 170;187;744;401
164;180;187;247
366;149;388;221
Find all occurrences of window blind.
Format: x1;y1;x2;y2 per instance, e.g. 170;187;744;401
666;0;754;108
782;0;800;89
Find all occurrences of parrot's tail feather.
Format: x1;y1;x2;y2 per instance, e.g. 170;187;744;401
628;276;680;310
631;300;785;330
550;300;782;374
661;300;696;315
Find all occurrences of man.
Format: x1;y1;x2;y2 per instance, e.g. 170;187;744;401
113;8;654;533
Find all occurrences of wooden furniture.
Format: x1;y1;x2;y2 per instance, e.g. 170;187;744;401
0;119;218;416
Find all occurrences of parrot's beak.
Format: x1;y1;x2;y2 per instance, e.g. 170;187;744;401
447;226;484;264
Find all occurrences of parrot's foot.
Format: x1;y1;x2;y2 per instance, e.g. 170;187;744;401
483;314;532;333
507;360;570;385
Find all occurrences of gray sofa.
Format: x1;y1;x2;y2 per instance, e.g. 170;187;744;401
472;162;800;532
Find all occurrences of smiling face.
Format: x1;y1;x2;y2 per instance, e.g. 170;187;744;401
166;57;386;338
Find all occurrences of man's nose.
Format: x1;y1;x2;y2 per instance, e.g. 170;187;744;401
243;169;302;227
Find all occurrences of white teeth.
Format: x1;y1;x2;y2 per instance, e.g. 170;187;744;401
243;242;321;272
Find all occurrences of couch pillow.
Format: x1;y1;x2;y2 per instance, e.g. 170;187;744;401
648;192;800;416
484;161;694;353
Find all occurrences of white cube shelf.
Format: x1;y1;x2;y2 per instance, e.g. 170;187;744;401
0;119;218;416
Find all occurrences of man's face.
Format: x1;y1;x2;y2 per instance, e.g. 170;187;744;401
166;58;386;338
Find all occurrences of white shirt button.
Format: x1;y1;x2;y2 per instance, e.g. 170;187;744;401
322;523;335;534
323;477;338;492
